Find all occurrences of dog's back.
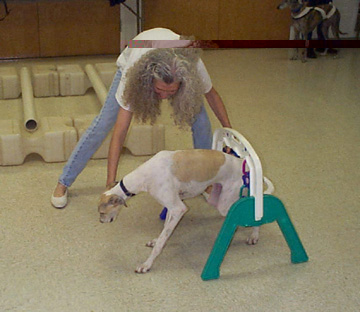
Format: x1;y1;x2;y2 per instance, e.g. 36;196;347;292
171;149;227;183
124;149;242;201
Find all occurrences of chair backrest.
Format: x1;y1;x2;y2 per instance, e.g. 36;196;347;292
212;128;264;221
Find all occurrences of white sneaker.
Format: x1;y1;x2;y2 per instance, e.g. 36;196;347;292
51;190;68;208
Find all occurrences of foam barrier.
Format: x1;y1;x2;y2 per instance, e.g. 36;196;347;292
0;63;165;165
0;67;20;99
0;63;118;99
32;65;60;97
21;67;38;132
74;115;165;159
57;64;91;96
0;117;77;165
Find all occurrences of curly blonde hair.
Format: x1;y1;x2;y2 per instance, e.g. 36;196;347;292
122;48;205;127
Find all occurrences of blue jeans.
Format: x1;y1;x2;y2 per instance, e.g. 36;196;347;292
192;105;212;149
59;69;122;187
59;69;213;187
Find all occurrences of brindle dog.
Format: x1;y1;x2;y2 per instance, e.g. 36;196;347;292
277;0;346;61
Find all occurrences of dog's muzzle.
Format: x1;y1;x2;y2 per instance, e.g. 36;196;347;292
99;210;119;223
100;215;113;223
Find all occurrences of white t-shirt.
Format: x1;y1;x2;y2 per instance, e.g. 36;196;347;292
115;28;212;111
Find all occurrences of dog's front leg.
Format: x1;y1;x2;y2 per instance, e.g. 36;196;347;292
301;47;307;63
290;47;299;61
290;28;301;61
300;38;309;63
135;204;187;273
246;226;260;245
146;238;157;247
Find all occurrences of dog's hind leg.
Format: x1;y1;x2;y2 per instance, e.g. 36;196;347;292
136;200;188;273
207;183;222;207
319;21;330;56
247;226;260;245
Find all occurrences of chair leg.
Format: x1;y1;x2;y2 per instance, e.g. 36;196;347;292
276;209;309;263
201;221;238;281
201;195;308;281
201;197;256;280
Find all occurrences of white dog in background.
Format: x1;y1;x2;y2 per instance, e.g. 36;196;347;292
98;149;263;273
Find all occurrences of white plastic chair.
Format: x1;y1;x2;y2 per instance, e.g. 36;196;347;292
212;128;274;221
202;128;308;281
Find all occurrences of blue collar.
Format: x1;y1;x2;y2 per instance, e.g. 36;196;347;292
120;180;136;197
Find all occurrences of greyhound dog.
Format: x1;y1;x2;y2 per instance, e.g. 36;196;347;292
98;149;271;273
277;0;346;61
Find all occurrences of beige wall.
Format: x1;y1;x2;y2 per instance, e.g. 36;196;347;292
144;0;290;40
144;0;220;39
0;0;120;59
218;0;290;39
37;0;120;57
0;2;40;58
0;0;290;59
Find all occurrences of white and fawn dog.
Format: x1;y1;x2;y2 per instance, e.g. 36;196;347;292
277;0;346;62
98;149;263;273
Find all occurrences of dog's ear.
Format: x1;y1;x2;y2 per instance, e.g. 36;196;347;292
109;195;127;207
120;197;128;207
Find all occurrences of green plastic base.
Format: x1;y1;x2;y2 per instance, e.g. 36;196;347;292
201;195;309;281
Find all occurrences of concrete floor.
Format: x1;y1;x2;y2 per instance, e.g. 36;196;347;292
0;49;359;312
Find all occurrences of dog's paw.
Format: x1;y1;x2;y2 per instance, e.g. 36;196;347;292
146;239;157;248
135;263;151;273
246;227;259;245
246;236;259;245
246;233;259;245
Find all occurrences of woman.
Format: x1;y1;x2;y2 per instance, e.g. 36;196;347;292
51;28;231;208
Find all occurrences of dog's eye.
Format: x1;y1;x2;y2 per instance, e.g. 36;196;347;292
99;204;107;213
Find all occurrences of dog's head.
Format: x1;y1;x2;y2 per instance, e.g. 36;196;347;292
277;0;299;10
98;193;127;223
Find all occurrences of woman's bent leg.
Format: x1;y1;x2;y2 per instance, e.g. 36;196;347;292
58;69;122;187
191;105;212;149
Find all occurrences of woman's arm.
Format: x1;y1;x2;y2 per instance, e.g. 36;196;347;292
204;87;232;128
107;107;133;186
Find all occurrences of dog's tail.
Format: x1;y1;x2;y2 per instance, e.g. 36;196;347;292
263;177;275;195
338;30;348;36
